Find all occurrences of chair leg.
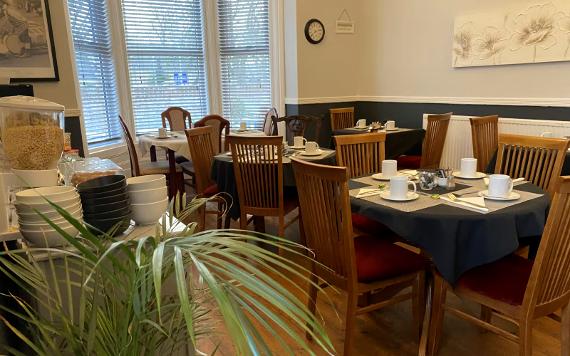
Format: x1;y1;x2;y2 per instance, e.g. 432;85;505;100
344;290;359;356
239;212;248;231
518;319;533;356
216;200;223;229
199;205;206;231
427;273;447;356
481;306;493;329
306;270;319;341
561;302;570;356
412;271;427;340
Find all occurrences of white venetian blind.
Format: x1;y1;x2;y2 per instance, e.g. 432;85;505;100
121;0;208;134
67;0;121;146
217;0;271;129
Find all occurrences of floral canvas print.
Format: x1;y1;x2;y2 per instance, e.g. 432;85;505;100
453;1;570;67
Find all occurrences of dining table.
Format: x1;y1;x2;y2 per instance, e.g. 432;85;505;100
212;147;336;220
138;132;189;198
349;173;550;284
332;127;425;159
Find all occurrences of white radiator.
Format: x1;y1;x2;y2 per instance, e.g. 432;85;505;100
423;114;570;170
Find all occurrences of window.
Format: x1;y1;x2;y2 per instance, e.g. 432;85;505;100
68;0;121;146
217;0;271;129
122;0;209;134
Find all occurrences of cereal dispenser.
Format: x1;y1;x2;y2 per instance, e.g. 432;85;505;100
0;96;65;187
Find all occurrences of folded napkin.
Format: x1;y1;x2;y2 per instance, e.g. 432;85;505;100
440;196;489;213
356;188;383;198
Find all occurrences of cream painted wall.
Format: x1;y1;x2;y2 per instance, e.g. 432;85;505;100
287;0;362;100
357;0;570;101
19;0;79;113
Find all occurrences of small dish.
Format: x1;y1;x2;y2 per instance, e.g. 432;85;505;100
77;175;126;193
380;191;419;201
371;172;407;181
452;171;487;179
478;190;521;201
299;149;324;156
385;127;399;131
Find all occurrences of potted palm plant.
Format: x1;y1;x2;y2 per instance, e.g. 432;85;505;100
0;196;334;355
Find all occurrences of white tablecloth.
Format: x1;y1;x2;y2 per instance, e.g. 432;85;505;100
138;133;191;160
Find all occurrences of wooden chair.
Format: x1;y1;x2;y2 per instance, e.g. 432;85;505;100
427;176;570;356
330;107;355;131
161;107;191;131
494;134;569;197
335;132;386;178
194;114;230;154
397;113;452;169
227;135;298;237
118;116;182;195
470;115;499;172
271;115;322;144
263;107;278;136
184;127;229;230
291;159;427;356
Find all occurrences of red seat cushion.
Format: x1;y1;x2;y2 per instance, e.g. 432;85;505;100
456;254;533;306
354;235;427;283
351;213;397;242
397;155;421;169
203;184;219;197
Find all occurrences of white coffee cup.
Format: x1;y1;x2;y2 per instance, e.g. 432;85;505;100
541;131;554;138
460;158;478;177
357;119;367;128
381;160;398;178
390;175;417;200
239;121;247;130
385;120;396;130
488;174;513;198
158;127;167;138
293;136;307;148
305;141;320;154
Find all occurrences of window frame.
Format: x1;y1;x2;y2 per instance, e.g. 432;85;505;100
66;0;284;155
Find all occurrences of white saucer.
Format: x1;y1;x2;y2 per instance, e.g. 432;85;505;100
380;191;419;201
300;149;324;156
371;172;407;181
353;126;369;130
478;190;521;201
452;171;486;179
290;145;305;150
385;127;399;131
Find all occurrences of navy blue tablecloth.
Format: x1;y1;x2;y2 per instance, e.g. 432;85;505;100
350;181;549;283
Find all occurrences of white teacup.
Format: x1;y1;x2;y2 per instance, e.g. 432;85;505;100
158;127;167;138
356;119;367;128
381;160;398;178
385;120;396;130
293;136;307;148
305;141;320;154
390;175;417;200
460;158;478;177
488;174;513;198
541;131;554;138
239;121;247;130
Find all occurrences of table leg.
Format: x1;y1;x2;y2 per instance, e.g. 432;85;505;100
167;149;182;201
150;145;157;162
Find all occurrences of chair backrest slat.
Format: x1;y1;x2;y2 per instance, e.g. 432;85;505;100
227;136;284;214
162;107;191;131
330;107;355;131
421;113;452;169
334;133;386;178
495;134;569;196
185;126;216;195
194;114;230;154
119;115;141;177
470;115;499;172
292;159;356;287
524;176;570;311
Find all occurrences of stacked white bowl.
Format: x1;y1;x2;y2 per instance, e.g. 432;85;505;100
15;186;82;247
126;175;168;226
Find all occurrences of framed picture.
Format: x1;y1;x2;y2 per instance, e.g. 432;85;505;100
0;0;59;81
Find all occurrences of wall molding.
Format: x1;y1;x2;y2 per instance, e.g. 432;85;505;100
285;95;570;107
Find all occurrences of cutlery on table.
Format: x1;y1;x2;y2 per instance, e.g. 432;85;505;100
446;193;489;212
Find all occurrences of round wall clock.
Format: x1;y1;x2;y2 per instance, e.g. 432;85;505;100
304;18;325;44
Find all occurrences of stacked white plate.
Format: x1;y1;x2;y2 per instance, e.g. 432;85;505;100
126;175;168;226
15;186;82;247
